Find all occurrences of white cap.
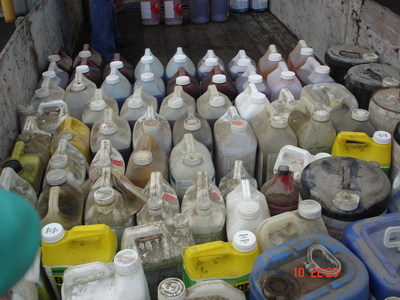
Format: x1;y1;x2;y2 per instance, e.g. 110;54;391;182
143;119;160;131
351;109;369;121
280;71;296;80
373;131;391;144
141;72;155;82
196;197;211;211
212;74;227;84
127;97;144;109
148;196;163;211
173;213;190;229
183;152;202;166
205;57;218;67
382;76;400;87
46;169;67;185
315;66;330;74
271;116;288;129
79;50;91;58
312;109;330;122
238;201;260;219
168;97;184;108
49;155;68;169
110;61;123;69
248;74;263;84
158;278;186;300
362;52;379;62
238;58;251;67
94;187;115;206
114;249;140;275
133;150;153;165
176;76;190;85
232;230;257;252
35;87;50;98
41;223;65;243
99;121;118;135
106;74;120;85
268;53;282;62
333;190;360;211
141;55;154;64
184;118;201;131
231;119;248;132
298;200;322;219
76;65;90;74
90;99;106;111
174;54;187;63
48;55;61;63
42;70;56;79
300;47;314;56
209;95;225;107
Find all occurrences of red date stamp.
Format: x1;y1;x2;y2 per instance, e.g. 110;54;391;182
293;267;339;278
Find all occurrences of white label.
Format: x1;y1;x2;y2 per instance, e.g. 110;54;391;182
266;153;279;182
250;0;268;9
231;0;249;9
164;1;175;18
141;2;151;19
391;140;400;181
256;150;264;187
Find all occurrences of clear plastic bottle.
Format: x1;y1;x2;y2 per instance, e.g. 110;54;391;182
269;71;302;101
214;107;257;182
181;171;226;244
82;89;119;128
134;72;166;106
132;106;172;155
235;83;270;122
227;50;256;80
164;0;183;25
134;48;165;80
31;71;65;111
166;47;196;81
120;86;158;128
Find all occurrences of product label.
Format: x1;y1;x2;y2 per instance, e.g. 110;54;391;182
391;140;400;181
164;1;175;18
140;2;151;19
111;159;124;167
231;0;249;9
322;215;350;241
151;1;160;15
44;265;69;298
210;192;222;201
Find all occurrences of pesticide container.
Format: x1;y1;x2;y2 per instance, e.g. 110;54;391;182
270;71;302;101
200;65;236;99
188;0;209;24
31;71;65;111
89;139;125;179
103;53;134;83
331;104;375;136
237;72;270;98
72;45;102;69
258;49;282;79
197;49;225;74
82;89;119;128
134;71;166;106
228;50;256;80
135;48;165;80
287;40;314;71
167;67;201;99
235;83;269;122
197;57;220;81
166;47;196;81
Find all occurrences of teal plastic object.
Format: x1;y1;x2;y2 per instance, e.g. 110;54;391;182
0;189;41;293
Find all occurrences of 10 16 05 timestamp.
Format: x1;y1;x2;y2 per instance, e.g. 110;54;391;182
293;267;339;278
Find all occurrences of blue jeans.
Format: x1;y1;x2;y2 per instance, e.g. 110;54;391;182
91;0;119;61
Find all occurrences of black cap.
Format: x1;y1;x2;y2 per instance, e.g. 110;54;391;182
2;160;23;173
262;273;298;298
277;165;290;176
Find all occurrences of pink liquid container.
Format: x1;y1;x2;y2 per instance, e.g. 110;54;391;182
140;0;161;25
287;40;314;72
164;0;183;25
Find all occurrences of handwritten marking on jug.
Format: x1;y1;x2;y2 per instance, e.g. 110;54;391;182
293;267;339;278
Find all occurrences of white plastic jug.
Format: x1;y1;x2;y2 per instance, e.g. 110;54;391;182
159;86;196;126
235;64;257;93
196;84;232;129
132;106;172;154
237;73;270;97
62;249;150;300
270;71;302;101
214;107;257;182
266;61;289;91
31;71;65;110
258;45;282;78
227;50;256;80
90;107;132;163
181;171;226;244
235;83;269;122
296;56;320;85
134;71;166;106
197;57;220;81
36;100;69;134
135;50;165;80
166;47;196;80
197;49;225;75
170;133;215;199
226;179;270;240
120;86;158;128
82;89;119;128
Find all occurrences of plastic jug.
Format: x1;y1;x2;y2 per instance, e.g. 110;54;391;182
218;159;257;199
214;107;257;182
36;100;69;134
166;47;196;81
0;167;37;207
188;0;209;24
343;213;400;300
250;0;268;11
49;117;91;164
47;53;71;77
62;249;150;300
89;139;125;179
64;66;96;120
69;57;102;88
135;48;165;80
270;88;297;118
168;74;201;100
44;59;69;89
2;141;43;193
252;115;297;186
186;279;246;300
300;156;391;240
200;65;235;97
226;180;270;240
230;0;249;13
255;199;328;252
17;116;52;169
237;73;270;98
235;65;256;93
132;106;172;154
45;139;87;188
172;106;213;154
261;165;299;216
103;53;134;83
235;83;269;122
159;86;196;125
270;70;302;101
121;215;194;300
120;86;158;128
391;121;400;183
197;57;219;81
249;234;369;300
227;50;256;80
296;56;321;85
332;131;392;174
31;71;65;111
90;107;132;163
170;134;215;199
181;171;225;243
37;169;84;229
85;167;134;243
137;171;180;226
134;71;166;106
182;230;258;294
41;223;116;299
140;0;161;25
257;45;281;78
266;61;290;93
126;133;169;188
101;61;132;110
287;41;314;71
307;65;335;85
72;45;102;69
210;0;229;22
17;102;36;130
197;49;225;73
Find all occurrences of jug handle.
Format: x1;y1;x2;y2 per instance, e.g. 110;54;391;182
11;141;26;160
37;100;68;115
185;243;229;264
41;187;61;226
69;225;110;242
383;226;400;251
334;132;371;148
63;263;111;286
305;244;342;277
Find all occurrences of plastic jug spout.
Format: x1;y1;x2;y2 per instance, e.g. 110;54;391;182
100;167;113;189
183;133;196;153
278;88;296;105
232;160;243;180
176;47;184;56
94;89;104;101
55;139;69;156
40;76;52;91
97;140;112;165
71;72;86;92
144;48;152;56
42;186;61;226
149;171;163;198
196;171;209;193
238;50;247;60
241;179;252;202
277;61;289;73
249;83;267;103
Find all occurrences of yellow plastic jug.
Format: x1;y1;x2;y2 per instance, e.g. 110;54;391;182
332;131;391;173
50;117;92;164
2;141;44;193
41;223;117;299
182;231;258;293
